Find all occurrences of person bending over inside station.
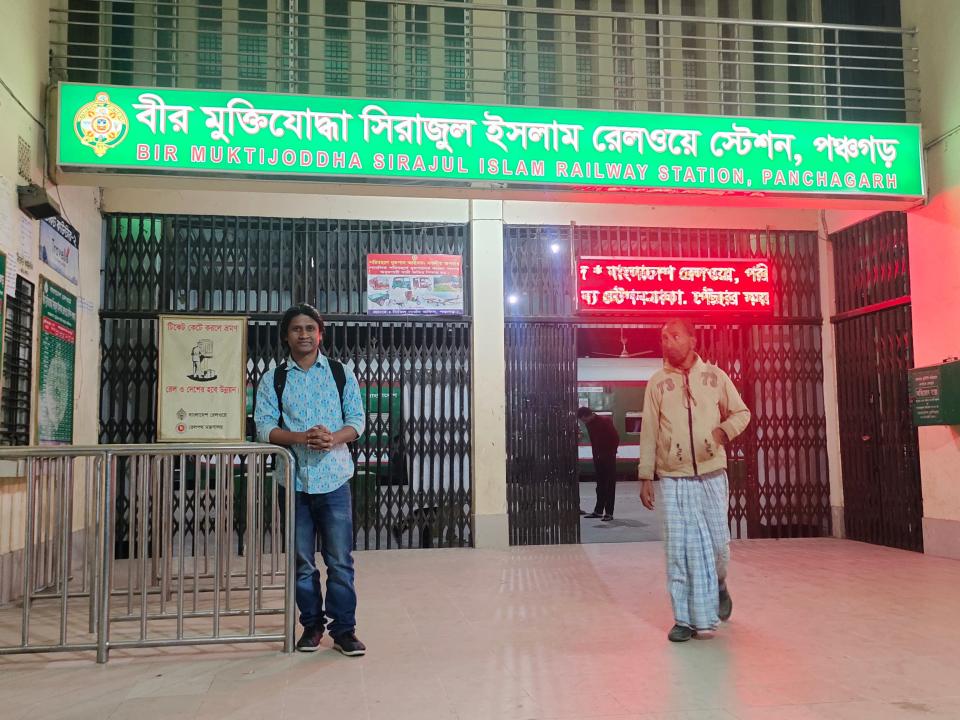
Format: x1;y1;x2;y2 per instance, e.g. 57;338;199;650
577;406;621;521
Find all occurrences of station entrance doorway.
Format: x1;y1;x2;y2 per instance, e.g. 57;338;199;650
504;224;830;547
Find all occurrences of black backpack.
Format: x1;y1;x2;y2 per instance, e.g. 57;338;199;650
273;357;347;429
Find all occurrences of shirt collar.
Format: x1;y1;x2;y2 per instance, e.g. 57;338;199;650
289;353;328;372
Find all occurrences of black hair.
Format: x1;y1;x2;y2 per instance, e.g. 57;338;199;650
576;407;593;420
279;304;324;348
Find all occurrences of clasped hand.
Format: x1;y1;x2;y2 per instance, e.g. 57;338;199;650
304;425;334;451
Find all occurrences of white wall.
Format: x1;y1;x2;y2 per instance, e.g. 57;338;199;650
901;0;960;559
0;0;102;557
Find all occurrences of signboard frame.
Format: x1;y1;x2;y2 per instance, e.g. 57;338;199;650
157;314;248;442
56;81;926;202
35;276;78;445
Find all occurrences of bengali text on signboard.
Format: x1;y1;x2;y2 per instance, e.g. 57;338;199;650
57;83;924;200
576;257;774;315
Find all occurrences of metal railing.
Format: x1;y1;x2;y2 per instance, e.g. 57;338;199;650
0;443;296;663
49;0;918;121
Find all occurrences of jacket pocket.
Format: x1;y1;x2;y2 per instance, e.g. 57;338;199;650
695;431;720;464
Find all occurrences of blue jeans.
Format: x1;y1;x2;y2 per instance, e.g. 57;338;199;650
279;482;357;637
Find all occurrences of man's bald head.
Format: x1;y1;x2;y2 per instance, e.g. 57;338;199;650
660;318;698;368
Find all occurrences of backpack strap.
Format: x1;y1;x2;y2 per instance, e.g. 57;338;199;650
273;361;289;429
328;358;347;421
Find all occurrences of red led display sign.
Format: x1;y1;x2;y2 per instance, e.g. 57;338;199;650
576;256;773;315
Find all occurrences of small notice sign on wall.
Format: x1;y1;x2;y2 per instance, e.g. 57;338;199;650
908;360;960;426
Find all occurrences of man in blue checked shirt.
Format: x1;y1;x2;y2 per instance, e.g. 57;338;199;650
255;304;367;656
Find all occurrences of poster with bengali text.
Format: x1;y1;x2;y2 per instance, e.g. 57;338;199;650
36;278;77;445
158;315;247;442
367;254;464;315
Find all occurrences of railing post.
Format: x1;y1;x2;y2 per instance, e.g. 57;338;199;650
282;450;296;654
21;459;35;647
96;452;114;664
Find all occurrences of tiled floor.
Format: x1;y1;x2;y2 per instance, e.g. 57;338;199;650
579;480;662;544
2;538;960;720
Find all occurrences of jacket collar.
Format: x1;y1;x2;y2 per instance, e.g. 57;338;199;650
663;353;704;375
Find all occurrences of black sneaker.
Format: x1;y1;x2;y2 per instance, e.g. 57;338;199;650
601;514;614;521
668;624;696;642
718;587;733;622
332;632;366;657
584;512;602;519
296;626;323;652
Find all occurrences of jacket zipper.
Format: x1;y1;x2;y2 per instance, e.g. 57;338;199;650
683;370;699;476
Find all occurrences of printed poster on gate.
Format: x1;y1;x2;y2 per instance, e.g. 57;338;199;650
158;315;247;442
367;254;464;315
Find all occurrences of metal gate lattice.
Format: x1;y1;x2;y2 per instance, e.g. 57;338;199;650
505;322;580;546
831;212;921;552
101;214;472;551
505;224;829;541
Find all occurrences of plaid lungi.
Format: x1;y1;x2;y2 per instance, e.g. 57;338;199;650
659;470;730;631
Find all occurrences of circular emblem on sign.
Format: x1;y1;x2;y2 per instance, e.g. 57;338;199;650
74;92;128;157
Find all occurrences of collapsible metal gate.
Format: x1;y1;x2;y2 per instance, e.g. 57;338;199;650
831;212;922;552
504;224;830;543
505;322;580;546
100;215;472;551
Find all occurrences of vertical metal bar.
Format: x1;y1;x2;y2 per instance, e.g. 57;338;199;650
283;451;296;654
41;458;56;590
224;452;233;615
247;453;257;636
139;456;149;640
255;453;265;612
160;456;172;616
88;455;100;635
97;453;115;664
193;454;201;613
21;459;36;647
177;454;187;640
150;455;161;595
59;458;71;646
212;454;223;639
126;459;135;616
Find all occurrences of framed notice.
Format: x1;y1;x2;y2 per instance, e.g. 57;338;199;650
158;315;247;442
36;278;77;445
367;254;464;315
576;256;774;316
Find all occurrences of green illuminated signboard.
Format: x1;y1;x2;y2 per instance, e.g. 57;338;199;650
57;82;924;199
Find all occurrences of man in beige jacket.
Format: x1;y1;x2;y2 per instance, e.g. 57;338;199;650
638;318;751;642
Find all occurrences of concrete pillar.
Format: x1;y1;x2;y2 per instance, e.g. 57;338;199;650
901;0;960;559
817;217;844;537
469;200;509;549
